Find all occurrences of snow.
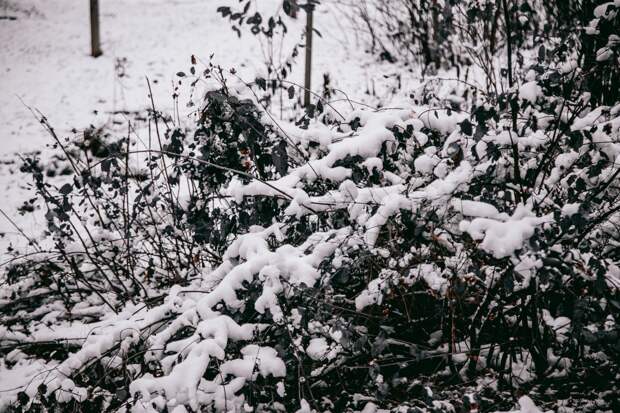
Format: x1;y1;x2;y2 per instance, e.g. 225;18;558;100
220;345;286;379
519;81;543;103
516;396;548;413
276;381;286;397
596;46;614;62
451;198;507;220
414;152;440;174
460;204;552;258
542;311;572;343
417;108;468;135
355;277;387;311
306;337;329;361
561;203;580;217
594;2;617;18
418;264;449;293
296;399;316;413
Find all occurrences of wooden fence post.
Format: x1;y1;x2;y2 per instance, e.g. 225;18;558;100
303;3;314;107
90;0;102;57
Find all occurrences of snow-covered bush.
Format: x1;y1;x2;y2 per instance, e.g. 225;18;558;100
1;4;620;413
341;0;549;74
345;0;620;99
582;1;620;105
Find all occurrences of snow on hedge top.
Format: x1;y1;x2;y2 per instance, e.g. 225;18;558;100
228;109;411;204
226;107;554;256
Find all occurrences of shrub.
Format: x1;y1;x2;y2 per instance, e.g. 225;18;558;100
1;3;619;413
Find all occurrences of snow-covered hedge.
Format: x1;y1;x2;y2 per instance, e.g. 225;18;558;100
2;2;620;412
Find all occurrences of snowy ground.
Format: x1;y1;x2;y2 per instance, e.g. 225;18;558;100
0;0;411;254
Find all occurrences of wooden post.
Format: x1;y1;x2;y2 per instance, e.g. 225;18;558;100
90;0;102;57
303;3;314;107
